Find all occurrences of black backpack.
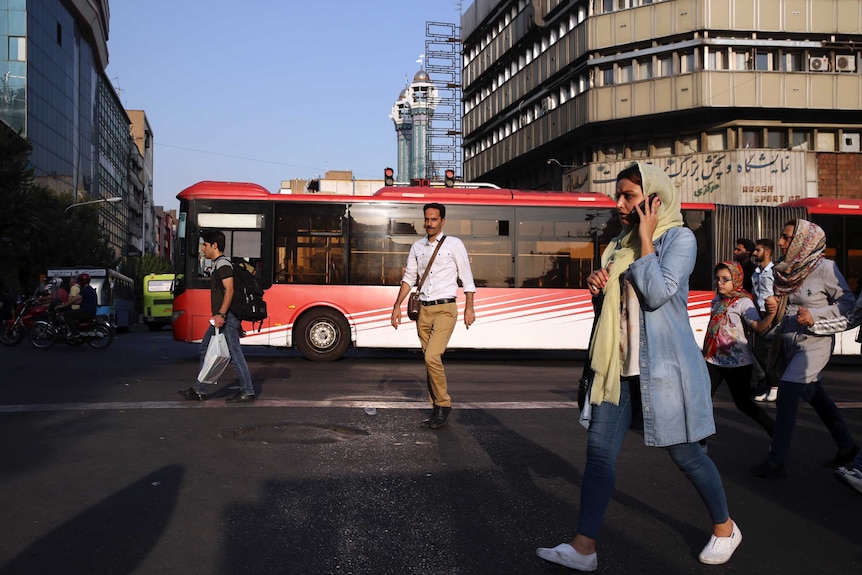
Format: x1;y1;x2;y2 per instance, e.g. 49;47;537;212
216;257;267;331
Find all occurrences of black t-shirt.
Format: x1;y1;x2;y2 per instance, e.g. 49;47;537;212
211;256;233;314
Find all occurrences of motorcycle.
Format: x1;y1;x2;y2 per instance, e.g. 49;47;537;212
29;308;115;350
0;297;48;346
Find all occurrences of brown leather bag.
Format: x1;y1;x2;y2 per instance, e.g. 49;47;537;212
407;292;421;320
407;237;446;321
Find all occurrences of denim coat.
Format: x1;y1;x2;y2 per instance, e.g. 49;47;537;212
587;226;715;447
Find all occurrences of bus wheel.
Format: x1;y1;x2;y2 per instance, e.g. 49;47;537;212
294;309;351;361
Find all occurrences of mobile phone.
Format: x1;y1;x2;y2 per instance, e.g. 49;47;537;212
628;193;658;226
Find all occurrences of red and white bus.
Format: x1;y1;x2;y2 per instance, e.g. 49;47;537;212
171;181;862;360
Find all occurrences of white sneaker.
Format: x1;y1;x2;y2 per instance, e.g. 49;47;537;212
835;466;862;494
766;387;778;401
753;392;768;402
536;543;598;572
699;521;742;565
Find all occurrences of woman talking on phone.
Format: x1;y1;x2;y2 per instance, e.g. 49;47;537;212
536;162;740;571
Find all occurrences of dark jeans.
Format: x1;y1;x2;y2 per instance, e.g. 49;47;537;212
751;333;779;396
767;380;855;465
707;362;774;437
578;378;729;538
64;309;93;332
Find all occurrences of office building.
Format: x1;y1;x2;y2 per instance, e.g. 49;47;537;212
461;0;862;204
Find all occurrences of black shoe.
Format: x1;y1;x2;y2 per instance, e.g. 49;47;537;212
750;459;785;478
178;387;206;401
421;406;441;426
823;444;859;468
428;407;452;429
226;392;256;403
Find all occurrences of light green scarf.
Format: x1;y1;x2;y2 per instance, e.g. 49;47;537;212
589;162;684;405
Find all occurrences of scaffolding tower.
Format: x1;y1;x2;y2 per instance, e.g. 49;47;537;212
424;21;462;181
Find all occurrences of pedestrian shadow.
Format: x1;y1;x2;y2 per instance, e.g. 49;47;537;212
0;465;183;575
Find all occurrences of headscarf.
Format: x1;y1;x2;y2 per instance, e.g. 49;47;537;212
773;219;825;295
767;218;826;330
702;261;751;361
589;162;684;405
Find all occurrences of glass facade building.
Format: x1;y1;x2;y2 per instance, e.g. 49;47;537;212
0;0;130;255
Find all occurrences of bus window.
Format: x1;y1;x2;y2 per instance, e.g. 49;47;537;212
516;207;601;289
348;204;423;286
445;206;514;288
274;204;345;285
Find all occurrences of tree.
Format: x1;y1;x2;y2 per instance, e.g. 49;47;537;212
0;123;117;296
121;254;173;314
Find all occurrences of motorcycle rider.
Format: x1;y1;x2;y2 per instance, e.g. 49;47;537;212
37;278;68;308
57;274;97;333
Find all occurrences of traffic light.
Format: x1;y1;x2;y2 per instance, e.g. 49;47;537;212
444;169;456;188
384;167;395;186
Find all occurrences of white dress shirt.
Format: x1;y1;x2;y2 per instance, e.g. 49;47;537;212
402;233;476;300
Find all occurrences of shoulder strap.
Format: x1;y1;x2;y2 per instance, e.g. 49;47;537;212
415;236;446;290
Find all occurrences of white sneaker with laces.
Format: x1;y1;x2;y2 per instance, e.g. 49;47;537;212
835;466;862;494
536;543;598;572
766;387;778;401
699;521;742;565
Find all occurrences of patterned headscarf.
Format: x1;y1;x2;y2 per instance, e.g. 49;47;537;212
703;261;751;361
589;162;684;406
773;219;825;296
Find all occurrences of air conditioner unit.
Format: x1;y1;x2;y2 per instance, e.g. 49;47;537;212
809;56;830;72
835;54;856;72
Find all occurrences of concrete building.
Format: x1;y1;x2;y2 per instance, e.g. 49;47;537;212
154;206;176;263
390;69;440;181
128;110;154;254
279;171;384;196
461;0;862;205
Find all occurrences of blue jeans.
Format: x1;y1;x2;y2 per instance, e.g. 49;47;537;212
767;380;854;465
194;313;254;396
578;378;729;538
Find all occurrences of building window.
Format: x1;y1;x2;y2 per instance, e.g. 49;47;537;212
706;131;727;152
653;138;672;156
638;59;652;79
680;51;696;73
816;131;836;151
619;62;633;83
733;49;751;70
630;140;649;158
601;66;615;86
741;129;761;148
678;135;700;153
755;51;773;71
780;52;803;72
791;129;812;150
706;49;728;70
766;129;786;149
658;55;673;77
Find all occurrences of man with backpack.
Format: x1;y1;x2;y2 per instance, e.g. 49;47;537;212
178;230;256;403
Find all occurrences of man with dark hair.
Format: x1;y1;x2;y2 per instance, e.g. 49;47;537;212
391;202;476;429
179;230;256;403
733;238;757;293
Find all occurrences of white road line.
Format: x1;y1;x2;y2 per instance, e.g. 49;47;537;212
0;400;859;414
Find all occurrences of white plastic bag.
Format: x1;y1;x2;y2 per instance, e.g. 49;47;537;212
197;328;231;384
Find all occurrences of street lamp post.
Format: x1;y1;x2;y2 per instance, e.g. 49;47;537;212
64;197;122;212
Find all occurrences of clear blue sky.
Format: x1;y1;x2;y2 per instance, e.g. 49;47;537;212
107;1;465;209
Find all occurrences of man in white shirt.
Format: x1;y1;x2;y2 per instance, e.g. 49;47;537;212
391;203;476;429
751;238;778;402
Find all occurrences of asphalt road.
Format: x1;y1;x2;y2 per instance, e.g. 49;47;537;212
0;327;860;574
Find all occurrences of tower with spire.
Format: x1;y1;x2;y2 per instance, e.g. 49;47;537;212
390;66;439;181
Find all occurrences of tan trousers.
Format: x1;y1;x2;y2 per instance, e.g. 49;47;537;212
416;302;457;407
